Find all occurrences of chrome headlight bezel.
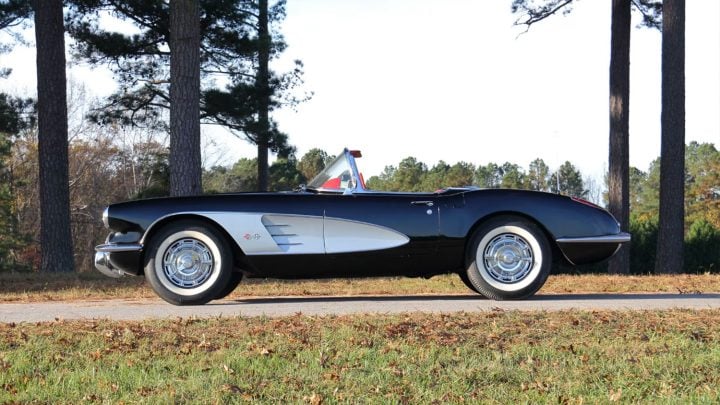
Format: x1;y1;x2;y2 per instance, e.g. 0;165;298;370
102;207;109;229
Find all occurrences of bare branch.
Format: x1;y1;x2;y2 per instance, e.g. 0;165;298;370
513;0;575;32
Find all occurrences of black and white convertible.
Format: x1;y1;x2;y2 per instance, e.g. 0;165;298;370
95;148;630;305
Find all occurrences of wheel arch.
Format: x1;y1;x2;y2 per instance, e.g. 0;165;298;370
140;213;248;273
463;211;561;265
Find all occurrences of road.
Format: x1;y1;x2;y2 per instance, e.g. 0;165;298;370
1;293;719;322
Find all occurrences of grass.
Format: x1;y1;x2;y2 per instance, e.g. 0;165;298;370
0;272;719;303
1;310;719;403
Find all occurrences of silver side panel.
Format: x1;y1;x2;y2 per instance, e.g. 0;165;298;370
261;214;325;254
152;212;410;256
198;212;285;254
324;217;410;254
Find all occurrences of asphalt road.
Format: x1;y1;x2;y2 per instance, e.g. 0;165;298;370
1;293;719;322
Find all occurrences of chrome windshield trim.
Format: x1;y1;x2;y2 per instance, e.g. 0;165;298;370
556;233;631;244
95;243;143;253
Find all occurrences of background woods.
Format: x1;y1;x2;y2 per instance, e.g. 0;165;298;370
0;1;717;274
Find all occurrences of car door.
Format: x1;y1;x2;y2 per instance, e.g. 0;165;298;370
321;192;442;277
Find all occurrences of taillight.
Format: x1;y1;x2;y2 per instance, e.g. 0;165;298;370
571;196;601;209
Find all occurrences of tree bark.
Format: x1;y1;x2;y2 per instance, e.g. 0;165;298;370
32;0;74;273
169;0;202;196
607;0;631;275
256;0;271;191
655;0;685;274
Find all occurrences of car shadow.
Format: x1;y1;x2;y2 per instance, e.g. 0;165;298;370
214;292;720;305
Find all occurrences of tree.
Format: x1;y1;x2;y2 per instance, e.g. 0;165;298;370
550;161;587;198
392;157;427;192
526;158;550;191
475;163;503;189
203;157;258;193
655;0;685;274
512;0;661;275
685;142;720;229
255;0;271;191
269;155;304;191
0;94;32;271
32;0;74;273
420;161;449;191
297;148;329;181
500;162;526;189
68;0;306;191
169;0;202;196
445;161;476;188
607;0;631;274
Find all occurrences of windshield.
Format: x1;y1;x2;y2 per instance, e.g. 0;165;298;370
307;153;355;191
306;149;366;192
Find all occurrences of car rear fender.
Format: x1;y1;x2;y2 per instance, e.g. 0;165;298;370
463;211;563;265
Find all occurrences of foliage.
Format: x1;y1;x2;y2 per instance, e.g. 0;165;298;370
512;0;662;30
685;219;720;273
297;148;330;181
630;142;720;229
1;310;720;402
629;214;659;274
367;156;589;198
549;160;587;198
66;0;306;156
203;154;304;193
629;214;720;274
0;93;33;271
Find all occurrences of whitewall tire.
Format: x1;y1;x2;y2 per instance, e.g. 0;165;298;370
465;216;551;300
144;220;233;305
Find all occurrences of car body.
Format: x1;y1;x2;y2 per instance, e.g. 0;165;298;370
95;148;630;305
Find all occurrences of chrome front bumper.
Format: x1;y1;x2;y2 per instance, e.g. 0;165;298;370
94;243;143;278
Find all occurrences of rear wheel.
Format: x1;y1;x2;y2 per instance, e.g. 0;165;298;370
465;216;551;300
144;220;233;305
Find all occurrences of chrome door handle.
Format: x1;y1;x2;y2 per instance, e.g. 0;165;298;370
411;201;434;207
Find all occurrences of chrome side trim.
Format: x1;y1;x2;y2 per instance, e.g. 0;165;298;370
556;233;631;244
95;243;143;253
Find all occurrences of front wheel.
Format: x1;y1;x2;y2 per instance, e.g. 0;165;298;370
465;216;551;300
144;220;234;305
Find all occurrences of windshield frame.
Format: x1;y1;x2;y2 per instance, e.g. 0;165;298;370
306;148;366;194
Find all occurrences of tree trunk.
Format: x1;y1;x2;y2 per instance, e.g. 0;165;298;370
169;0;202;196
256;0;271;191
655;0;685;274
32;0;74;273
607;0;631;275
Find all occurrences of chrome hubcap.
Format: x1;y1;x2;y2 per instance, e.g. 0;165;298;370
162;238;214;288
483;233;534;284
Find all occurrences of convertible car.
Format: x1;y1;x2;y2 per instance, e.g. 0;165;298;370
95;148;630;305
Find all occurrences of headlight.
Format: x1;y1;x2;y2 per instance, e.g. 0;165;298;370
102;207;109;229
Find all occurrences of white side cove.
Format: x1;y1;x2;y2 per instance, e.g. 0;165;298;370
324;217;410;254
190;212;409;255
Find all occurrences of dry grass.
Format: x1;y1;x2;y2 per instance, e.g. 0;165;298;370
0;272;718;303
1;310;719;402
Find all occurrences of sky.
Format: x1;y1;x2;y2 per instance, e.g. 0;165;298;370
1;0;719;183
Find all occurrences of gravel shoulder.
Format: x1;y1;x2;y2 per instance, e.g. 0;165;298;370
2;293;720;322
